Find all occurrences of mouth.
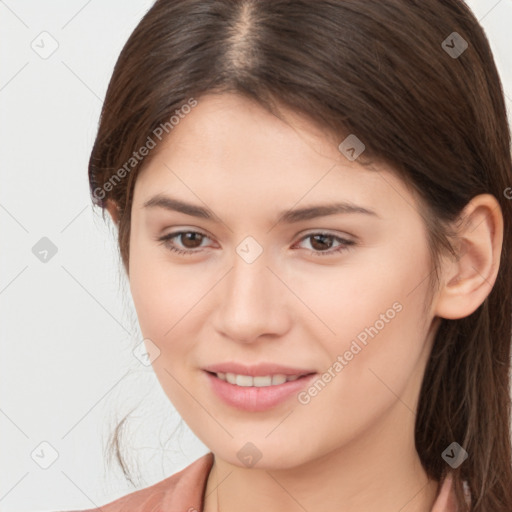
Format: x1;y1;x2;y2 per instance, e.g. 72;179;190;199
206;371;314;387
203;369;318;412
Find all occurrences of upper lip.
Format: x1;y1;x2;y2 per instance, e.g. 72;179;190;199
203;362;316;377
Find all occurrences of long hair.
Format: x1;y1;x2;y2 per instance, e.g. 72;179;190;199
88;1;512;509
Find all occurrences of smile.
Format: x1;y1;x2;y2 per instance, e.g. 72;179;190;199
213;372;303;387
204;370;317;412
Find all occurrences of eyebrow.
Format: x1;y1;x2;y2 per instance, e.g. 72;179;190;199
142;194;379;223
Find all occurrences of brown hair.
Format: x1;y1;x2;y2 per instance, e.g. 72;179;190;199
88;0;512;509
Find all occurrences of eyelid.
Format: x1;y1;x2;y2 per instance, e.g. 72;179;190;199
157;228;215;249
159;227;214;242
292;231;356;254
295;228;356;241
159;227;355;242
157;227;356;257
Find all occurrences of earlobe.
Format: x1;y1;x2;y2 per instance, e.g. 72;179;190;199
106;198;121;225
434;194;503;320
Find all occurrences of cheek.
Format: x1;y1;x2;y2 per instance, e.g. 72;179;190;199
290;235;430;346
319;262;429;422
300;242;433;428
128;244;207;408
128;235;209;340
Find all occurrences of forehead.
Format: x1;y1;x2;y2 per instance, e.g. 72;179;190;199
133;92;415;219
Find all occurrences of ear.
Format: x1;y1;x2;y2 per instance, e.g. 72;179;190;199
434;194;503;320
105;198;121;226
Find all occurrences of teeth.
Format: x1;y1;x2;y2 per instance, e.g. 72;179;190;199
216;372;303;387
271;374;287;385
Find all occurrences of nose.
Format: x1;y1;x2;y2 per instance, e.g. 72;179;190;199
212;247;292;344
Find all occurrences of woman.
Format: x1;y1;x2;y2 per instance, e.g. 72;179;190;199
82;0;512;510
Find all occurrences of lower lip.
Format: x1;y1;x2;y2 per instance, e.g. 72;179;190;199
204;371;317;412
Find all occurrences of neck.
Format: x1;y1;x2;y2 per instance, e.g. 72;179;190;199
203;402;440;512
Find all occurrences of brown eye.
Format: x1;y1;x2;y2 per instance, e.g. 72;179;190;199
180;232;205;249
296;232;356;256
157;230;211;255
309;234;335;251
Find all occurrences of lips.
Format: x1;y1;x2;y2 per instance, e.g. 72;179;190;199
202;362;317;412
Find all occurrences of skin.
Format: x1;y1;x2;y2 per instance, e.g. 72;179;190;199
107;92;503;512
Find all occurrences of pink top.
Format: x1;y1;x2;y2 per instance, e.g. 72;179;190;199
72;452;465;512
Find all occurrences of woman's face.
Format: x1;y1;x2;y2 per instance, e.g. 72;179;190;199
128;92;440;469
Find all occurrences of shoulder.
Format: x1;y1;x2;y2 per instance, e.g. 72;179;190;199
66;452;214;512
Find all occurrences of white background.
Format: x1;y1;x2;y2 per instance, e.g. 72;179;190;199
1;1;511;511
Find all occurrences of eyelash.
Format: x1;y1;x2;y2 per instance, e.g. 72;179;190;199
157;230;356;257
